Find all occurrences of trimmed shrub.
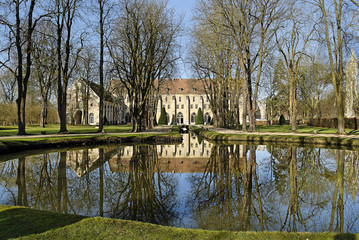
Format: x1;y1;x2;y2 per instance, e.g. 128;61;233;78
196;108;204;124
279;115;286;125
158;107;168;125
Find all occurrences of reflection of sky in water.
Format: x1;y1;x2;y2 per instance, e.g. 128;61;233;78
0;144;359;233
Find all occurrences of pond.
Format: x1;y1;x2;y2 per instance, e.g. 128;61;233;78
0;133;359;233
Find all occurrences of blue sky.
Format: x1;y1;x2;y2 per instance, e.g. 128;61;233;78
167;0;196;79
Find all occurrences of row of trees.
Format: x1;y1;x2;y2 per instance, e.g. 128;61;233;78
0;0;181;134
191;0;359;133
0;0;358;134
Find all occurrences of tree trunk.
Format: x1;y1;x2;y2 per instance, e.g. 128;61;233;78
98;0;104;133
336;88;345;134
17;93;27;135
40;98;48;127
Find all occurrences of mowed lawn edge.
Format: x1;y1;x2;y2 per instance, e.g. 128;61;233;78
190;125;359;148
0;205;357;240
0;125;182;155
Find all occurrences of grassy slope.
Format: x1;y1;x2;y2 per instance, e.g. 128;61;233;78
0;205;357;240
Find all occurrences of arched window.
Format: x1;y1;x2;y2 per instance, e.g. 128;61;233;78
205;113;211;124
89;113;94;124
191;112;196;123
177;112;183;124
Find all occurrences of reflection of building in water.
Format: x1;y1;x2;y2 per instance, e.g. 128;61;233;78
66;148;117;177
65;139;267;176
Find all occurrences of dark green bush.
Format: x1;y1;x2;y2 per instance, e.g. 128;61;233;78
158;107;168;125
196;108;204;124
279;115;286;125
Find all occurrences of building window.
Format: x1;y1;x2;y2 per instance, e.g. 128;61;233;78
181;104;184;109
191;113;196;123
168;104;170;109
179;96;181;102
195;104;198;109
203;104;206;109
191;104;193;109
89;113;94;124
176;104;179;109
193;96;195;102
193;150;195;155
165;96;167;102
177;112;184;124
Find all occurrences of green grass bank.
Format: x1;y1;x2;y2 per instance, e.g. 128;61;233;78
190;126;359;149
0;205;357;240
0;124;133;136
0;126;182;155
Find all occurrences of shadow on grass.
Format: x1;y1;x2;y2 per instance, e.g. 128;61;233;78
0;206;85;240
334;233;357;240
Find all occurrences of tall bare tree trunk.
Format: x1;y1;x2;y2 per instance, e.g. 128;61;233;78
98;0;105;133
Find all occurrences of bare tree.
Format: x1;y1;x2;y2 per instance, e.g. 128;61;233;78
54;0;83;133
95;0;113;132
311;0;358;134
276;1;315;132
192;0;241;128
108;0;181;132
32;20;57;127
0;0;44;135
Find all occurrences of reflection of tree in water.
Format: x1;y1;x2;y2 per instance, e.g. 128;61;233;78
329;149;345;233
108;145;178;225
188;144;266;231
1;144;359;232
270;146;332;232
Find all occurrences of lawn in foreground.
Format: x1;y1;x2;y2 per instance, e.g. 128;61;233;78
0;205;357;240
0;124;132;136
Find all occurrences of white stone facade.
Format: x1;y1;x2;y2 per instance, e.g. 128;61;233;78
345;50;359;118
67;78;120;125
68;78;266;126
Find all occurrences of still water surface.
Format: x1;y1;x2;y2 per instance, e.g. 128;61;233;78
0;134;359;233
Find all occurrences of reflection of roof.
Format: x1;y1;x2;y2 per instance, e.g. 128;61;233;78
67;148;117;178
108;157;245;173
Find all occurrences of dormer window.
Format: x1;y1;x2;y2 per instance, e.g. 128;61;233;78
165;88;170;91
179;88;183;92
193;88;197;91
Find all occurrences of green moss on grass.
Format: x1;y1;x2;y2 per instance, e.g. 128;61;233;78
0;205;357;240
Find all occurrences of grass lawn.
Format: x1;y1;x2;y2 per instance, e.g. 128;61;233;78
254;125;359;135
0;205;357;240
0;124;132;136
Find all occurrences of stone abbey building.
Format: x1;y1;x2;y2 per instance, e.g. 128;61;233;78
67;78;266;126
